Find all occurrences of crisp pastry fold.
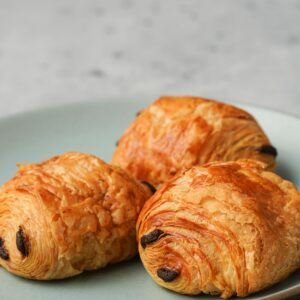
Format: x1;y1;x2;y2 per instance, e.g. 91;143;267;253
0;152;151;279
137;159;300;298
112;96;277;187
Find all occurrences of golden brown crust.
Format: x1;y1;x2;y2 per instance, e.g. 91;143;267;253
137;159;300;298
112;96;276;187
0;152;151;279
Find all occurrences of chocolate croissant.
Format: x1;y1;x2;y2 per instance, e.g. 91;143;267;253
0;152;151;279
112;96;277;187
137;160;300;298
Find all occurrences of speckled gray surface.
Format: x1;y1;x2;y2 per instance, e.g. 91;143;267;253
0;0;299;117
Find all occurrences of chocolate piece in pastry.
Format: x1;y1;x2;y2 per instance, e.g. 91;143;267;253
112;96;277;187
137;159;300;298
0;152;151;279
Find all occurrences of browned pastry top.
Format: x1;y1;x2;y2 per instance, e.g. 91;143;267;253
112;96;277;186
137;159;300;298
0;152;151;279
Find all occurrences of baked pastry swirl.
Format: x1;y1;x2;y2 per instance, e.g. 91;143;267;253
0;152;151;279
137;160;300;298
112;96;277;187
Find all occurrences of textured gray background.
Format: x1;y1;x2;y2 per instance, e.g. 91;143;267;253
0;0;299;117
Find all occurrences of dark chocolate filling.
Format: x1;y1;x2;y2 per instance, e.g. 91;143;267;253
257;145;278;157
0;238;9;260
141;181;157;194
141;229;165;248
157;267;179;282
16;227;29;257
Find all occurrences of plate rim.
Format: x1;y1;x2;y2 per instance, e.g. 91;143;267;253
0;96;299;124
0;96;300;300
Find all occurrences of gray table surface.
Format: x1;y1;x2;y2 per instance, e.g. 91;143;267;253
0;0;299;118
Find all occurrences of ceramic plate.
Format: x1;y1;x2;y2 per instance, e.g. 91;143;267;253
0;98;299;300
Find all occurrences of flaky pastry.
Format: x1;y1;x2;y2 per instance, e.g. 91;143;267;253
112;96;277;187
0;152;151;279
137;160;300;298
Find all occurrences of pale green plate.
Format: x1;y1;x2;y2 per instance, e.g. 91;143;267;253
0;98;299;300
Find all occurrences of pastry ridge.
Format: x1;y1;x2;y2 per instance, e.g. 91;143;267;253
0;152;151;279
112;96;277;186
137;159;300;298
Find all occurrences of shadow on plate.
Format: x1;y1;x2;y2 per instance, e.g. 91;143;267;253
276;160;295;184
10;257;143;288
7;256;300;299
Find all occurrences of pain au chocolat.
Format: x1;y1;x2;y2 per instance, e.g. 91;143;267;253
112;96;277;187
137;159;300;298
0;152;151;279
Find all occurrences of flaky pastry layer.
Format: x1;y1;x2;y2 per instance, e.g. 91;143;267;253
137;159;300;298
0;152;151;279
113;96;277;186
